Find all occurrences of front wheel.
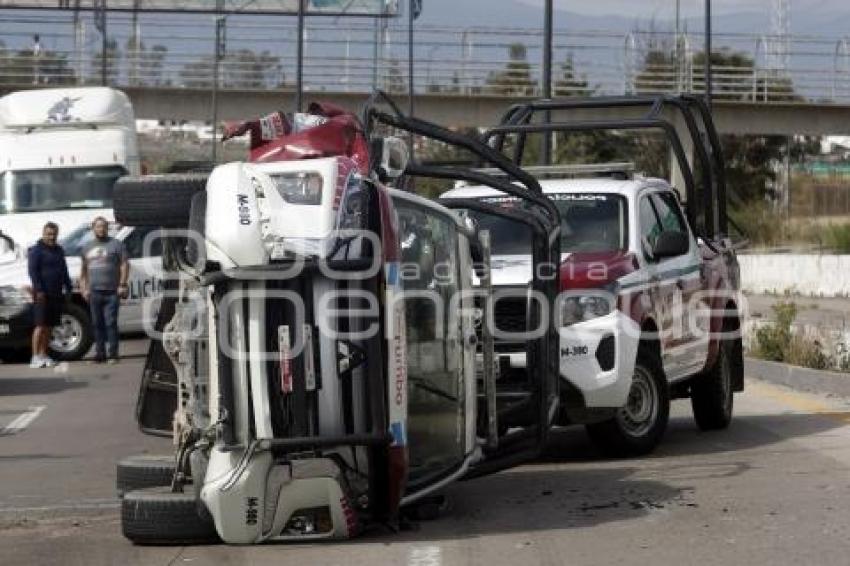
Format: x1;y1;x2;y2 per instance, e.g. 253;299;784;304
586;344;670;457
49;302;93;361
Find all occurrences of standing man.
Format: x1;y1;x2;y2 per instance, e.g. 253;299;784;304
27;222;73;369
80;217;128;364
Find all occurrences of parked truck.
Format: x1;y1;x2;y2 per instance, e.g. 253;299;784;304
441;95;744;456
0;86;140;261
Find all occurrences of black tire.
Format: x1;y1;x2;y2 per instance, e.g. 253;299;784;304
586;343;670;457
691;338;735;431
114;174;208;229
116;455;177;497
122;486;218;545
0;347;31;364
48;302;93;361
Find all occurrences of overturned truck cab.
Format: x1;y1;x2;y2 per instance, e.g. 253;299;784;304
115;99;561;544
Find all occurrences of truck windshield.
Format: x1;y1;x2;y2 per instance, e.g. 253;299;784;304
472;192;628;255
0;166;125;214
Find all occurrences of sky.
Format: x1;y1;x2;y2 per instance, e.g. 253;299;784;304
511;0;850;19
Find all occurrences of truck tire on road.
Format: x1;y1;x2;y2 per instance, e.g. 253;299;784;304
114;174;208;229
116;455;177;497
586;343;670;457
49;302;93;361
122;486;218;545
691;337;737;430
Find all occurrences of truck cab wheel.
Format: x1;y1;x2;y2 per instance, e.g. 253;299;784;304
122;486;218;545
691;338;736;431
116;455;178;497
49;302;93;361
585;344;670;457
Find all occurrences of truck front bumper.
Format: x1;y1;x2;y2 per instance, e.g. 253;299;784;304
499;310;639;410
0;305;33;349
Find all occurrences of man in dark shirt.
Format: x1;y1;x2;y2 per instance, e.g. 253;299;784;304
27;222;73;368
80;217;128;364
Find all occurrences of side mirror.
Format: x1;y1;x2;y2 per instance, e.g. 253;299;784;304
652;230;690;259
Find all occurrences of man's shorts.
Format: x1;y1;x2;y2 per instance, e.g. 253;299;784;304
33;296;64;327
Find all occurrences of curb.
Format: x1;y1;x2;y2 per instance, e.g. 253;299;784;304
746;357;850;398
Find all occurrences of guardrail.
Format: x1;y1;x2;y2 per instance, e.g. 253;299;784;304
2;14;850;103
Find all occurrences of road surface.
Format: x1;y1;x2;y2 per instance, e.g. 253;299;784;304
2;339;850;566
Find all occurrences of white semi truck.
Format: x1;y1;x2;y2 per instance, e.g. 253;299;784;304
0;86;140;262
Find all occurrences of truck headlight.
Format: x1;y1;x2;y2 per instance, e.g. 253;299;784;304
269;171;323;205
559;293;614;326
0;285;31;318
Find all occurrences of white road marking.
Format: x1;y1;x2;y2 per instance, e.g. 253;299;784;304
408;546;442;566
1;405;46;436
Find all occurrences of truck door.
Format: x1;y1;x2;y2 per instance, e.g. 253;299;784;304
648;191;708;376
638;192;684;378
394;197;472;490
119;226;163;332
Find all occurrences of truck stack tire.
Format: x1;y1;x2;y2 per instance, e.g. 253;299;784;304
585;342;670;457
116;455;177;497
691;337;737;431
122;486;218;545
114;174;208;229
49;302;94;361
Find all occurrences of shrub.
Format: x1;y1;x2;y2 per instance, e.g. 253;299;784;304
822;224;850;253
752;301;796;362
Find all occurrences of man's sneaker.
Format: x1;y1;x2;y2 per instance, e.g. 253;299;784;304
29;356;44;369
42;357;57;368
107;357;119;365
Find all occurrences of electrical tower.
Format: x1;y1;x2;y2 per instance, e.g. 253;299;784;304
769;0;790;73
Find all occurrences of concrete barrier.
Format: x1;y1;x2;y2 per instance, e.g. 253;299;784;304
746;357;850;398
739;254;850;297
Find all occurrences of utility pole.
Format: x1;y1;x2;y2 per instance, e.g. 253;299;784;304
72;0;82;84
408;0;415;119
211;0;226;163
130;0;141;85
296;0;306;112
94;0;107;86
541;0;553;165
705;0;712;107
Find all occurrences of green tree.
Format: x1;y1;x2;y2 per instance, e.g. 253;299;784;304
179;49;282;89
0;41;74;86
90;38;121;84
554;55;592;97
485;42;535;96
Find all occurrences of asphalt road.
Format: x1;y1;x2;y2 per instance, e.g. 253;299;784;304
2;339;850;566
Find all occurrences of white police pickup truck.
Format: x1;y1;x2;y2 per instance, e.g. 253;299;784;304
441;172;744;456
0;222;163;362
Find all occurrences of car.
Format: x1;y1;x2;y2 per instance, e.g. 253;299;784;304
0;222;163;362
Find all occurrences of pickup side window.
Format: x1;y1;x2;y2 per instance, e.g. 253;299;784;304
651;191;688;235
639;195;662;262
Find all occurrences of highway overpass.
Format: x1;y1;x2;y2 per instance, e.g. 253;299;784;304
77;86;850;136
